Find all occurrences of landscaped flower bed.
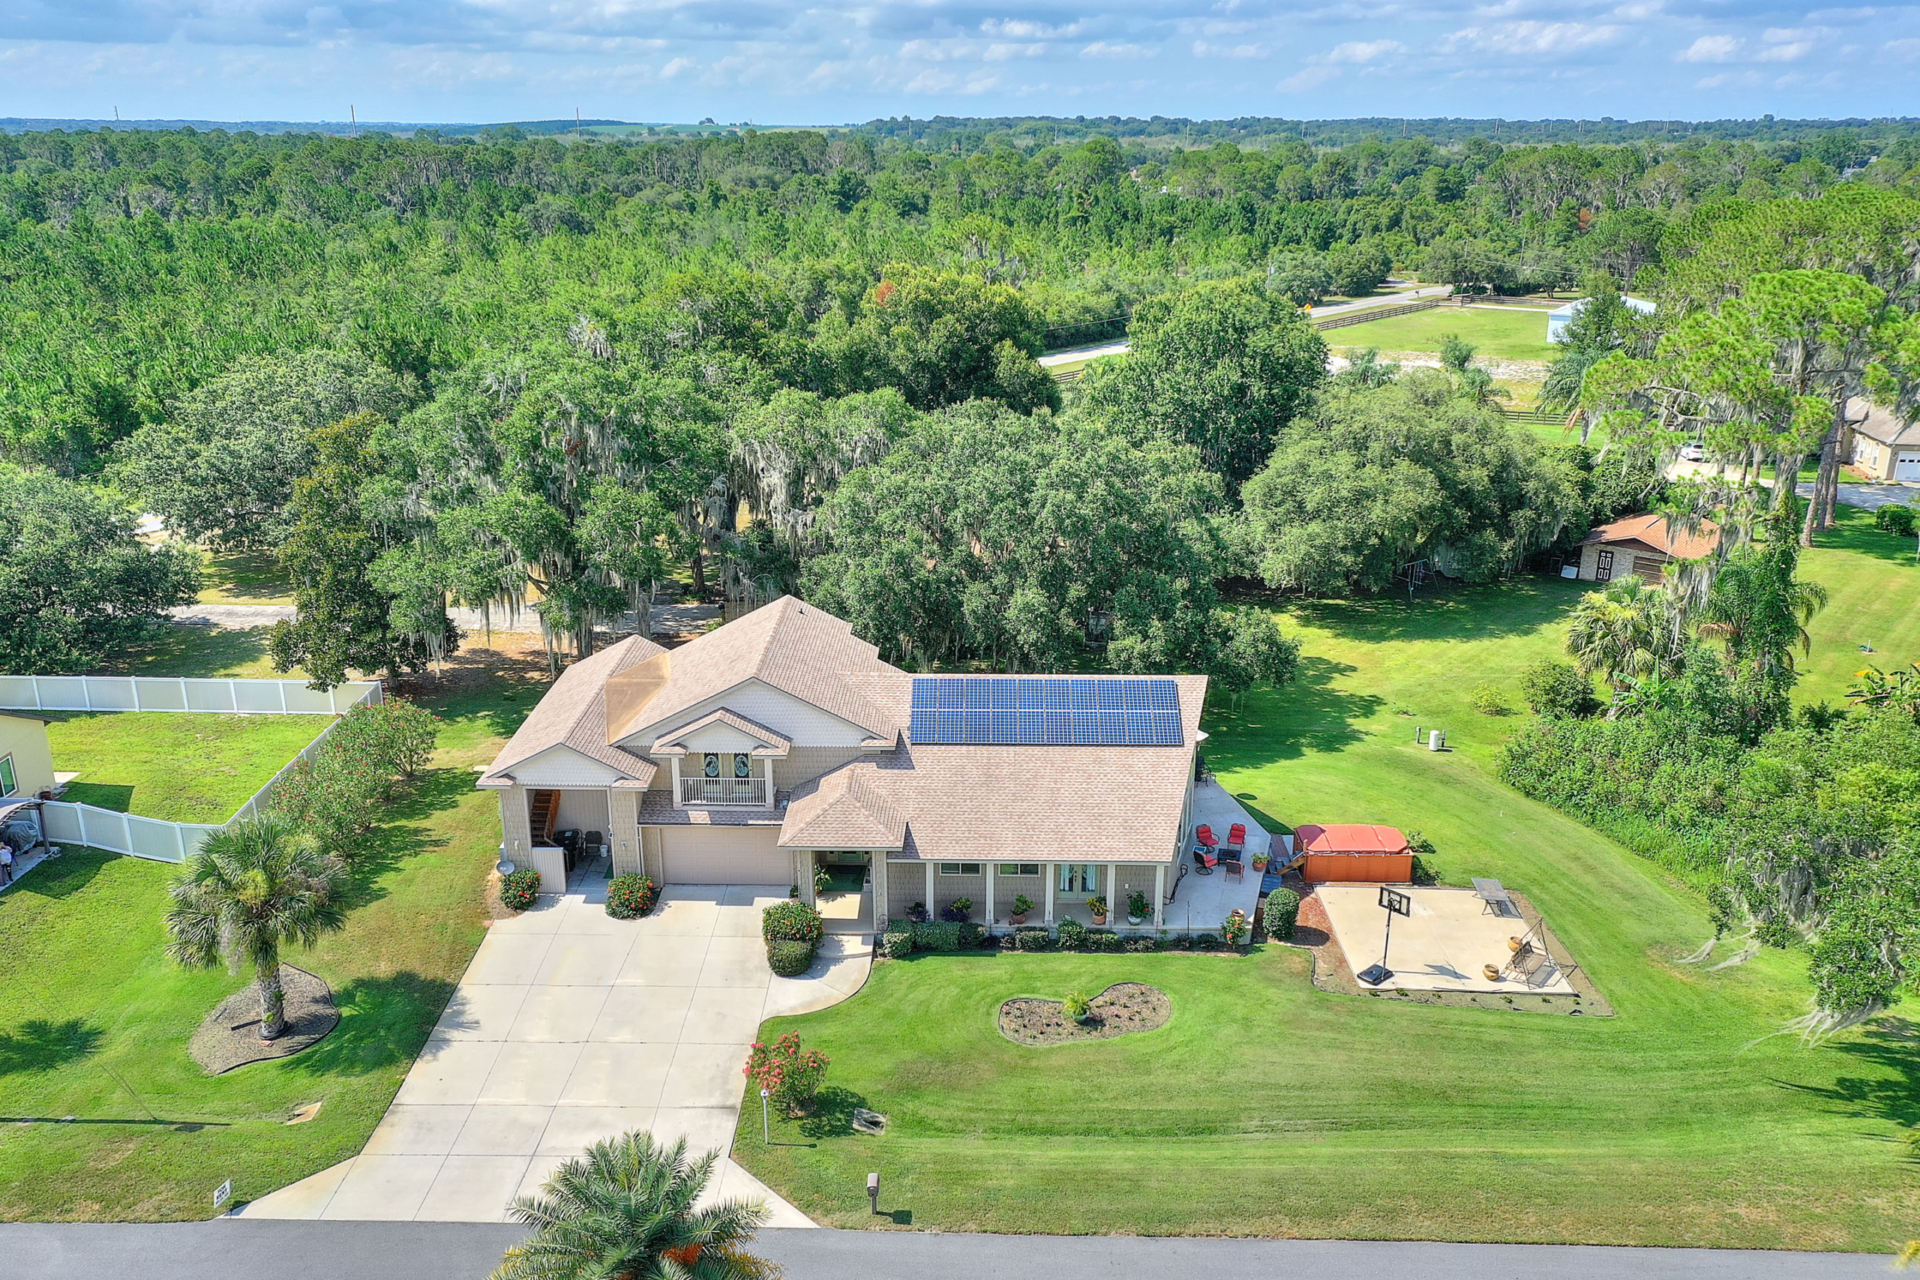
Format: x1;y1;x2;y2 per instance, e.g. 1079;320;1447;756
998;982;1171;1046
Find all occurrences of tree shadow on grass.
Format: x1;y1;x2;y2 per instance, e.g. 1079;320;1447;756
1280;577;1589;646
329;766;471;913
0;847;117;902
87;625;271;679
1780;1017;1920;1137
284;971;456;1078
1203;655;1382;768
0;1018;104;1075
58;782;135;812
795;1085;869;1140
1813;507;1920;571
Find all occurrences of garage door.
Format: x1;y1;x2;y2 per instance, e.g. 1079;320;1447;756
1896;455;1920;482
660;826;790;885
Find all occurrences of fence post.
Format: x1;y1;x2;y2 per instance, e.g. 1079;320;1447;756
82;678;92;711
176;823;187;860
32;675;42;711
279;681;289;713
228;678;238;713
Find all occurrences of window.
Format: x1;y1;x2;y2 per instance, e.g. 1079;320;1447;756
0;754;14;798
998;863;1041;877
733;752;751;778
939;862;981;876
1057;864;1098;893
702;753;721;778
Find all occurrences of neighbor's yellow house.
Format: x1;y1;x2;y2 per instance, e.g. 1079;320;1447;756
0;712;55;799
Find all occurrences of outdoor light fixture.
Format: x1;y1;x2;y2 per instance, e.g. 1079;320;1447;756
868;1172;880;1214
760;1087;771;1145
1357;885;1411;987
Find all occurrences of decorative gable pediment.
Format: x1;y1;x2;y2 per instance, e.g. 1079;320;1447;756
648;708;793;758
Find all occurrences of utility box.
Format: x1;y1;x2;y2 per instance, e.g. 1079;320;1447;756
1428;729;1444;751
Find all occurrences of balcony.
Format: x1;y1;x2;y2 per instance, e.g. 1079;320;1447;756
678;775;772;807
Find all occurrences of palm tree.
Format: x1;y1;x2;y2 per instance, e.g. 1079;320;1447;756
1564;576;1687;696
165;817;347;1040
492;1133;777;1280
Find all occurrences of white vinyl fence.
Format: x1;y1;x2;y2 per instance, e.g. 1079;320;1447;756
3;675;383;863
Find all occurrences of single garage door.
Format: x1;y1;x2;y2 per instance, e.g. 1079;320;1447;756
660;826;790;885
1895;454;1920;482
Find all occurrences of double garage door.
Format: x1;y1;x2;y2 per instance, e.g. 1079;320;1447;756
659;826;791;886
1896;454;1920;482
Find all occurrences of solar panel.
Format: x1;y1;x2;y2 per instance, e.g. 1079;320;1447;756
908;677;1183;746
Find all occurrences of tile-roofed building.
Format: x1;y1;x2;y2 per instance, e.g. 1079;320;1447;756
479;597;1253;936
1574;513;1720;584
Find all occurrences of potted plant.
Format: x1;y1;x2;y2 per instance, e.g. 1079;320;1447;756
907;901;930;924
814;865;832;896
940;897;973;923
1062;990;1093;1025
1126;889;1149;925
1221;908;1251;948
1087;895;1108;926
1251;850;1270;872
1009;894;1033;926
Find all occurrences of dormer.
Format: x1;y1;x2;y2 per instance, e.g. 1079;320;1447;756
648;709;791;808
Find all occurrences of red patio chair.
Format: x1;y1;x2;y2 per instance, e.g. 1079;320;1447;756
1195;825;1219;848
1224;823;1246;855
1191;847;1217;875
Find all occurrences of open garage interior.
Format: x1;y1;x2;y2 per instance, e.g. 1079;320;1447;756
658;825;790;887
1318;885;1579;995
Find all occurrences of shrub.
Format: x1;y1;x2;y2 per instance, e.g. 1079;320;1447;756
1193;932;1223;951
910;920;960;953
762;899;825;947
1055;919;1089;951
1221;908;1251;947
768;940;816;977
1062;991;1093;1023
1875;504;1916;536
1010;893;1035;918
327;697;440;780
1125;937;1158;953
499;867;541;911
958;922;987;950
1263;888;1301;940
880;929;914;959
1085;929;1122;952
744;1032;829;1115
1520;660;1600;719
907;901;930;923
1014;928;1052;952
940;897;973;923
1470;682;1511;716
604;873;658;919
269;697;440;859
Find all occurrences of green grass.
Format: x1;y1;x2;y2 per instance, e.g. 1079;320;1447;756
0;645;552;1220
194;549;292;606
1798;502;1920;705
1333;304;1558;363
736;566;1920;1248
87;626;287;681
46;713;335;823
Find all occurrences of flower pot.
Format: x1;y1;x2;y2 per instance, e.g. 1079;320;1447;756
1482;964;1502;982
1127;915;1145;926
1010;912;1027;926
1091;913;1107;926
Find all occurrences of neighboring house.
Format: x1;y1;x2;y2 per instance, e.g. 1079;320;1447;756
1573;513;1720;584
0;712;55;799
1846;397;1920;483
479;596;1214;931
1546;294;1655;343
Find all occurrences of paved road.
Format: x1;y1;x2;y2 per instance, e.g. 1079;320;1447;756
166;600;722;637
0;1222;1896;1280
1665;462;1918;513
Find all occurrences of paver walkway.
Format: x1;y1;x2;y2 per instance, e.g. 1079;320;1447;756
241;882;869;1224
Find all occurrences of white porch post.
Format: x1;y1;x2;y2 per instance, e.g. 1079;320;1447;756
985;864;996;927
1106;862;1117;918
1043;866;1055;925
1154;864;1166;929
925;861;935;913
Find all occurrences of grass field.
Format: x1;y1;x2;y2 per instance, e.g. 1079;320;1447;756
736;540;1920;1248
194;549;293;606
46;712;335;823
0;644;550;1221
1798;502;1920;704
87;625;287;682
1332;304;1559;363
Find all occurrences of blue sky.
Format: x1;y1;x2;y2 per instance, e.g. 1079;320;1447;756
1;0;1914;125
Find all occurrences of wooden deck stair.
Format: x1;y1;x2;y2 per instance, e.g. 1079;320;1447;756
528;790;559;845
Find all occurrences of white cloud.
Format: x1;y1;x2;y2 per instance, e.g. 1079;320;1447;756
1883;36;1920;59
985;42;1046;61
1680;34;1741;62
1278;64;1341;91
1191;40;1270;58
1327;38;1405;62
1444;20;1622;55
1080;41;1153;58
1756;27;1820;60
659;56;693;78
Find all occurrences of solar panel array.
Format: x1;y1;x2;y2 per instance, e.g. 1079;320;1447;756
908;676;1184;746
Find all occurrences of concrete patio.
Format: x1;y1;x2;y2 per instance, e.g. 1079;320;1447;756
240;881;870;1224
1318;885;1577;995
1160;781;1268;935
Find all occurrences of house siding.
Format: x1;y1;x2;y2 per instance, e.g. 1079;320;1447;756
499;784;532;857
610;789;641;876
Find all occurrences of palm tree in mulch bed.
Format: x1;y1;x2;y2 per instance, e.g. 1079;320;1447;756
491;1133;778;1280
165;816;348;1040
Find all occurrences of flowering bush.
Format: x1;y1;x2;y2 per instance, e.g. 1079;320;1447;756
744;1032;830;1115
605;874;658;919
269;697;440;859
500;867;541;911
939;897;972;923
762;899;824;946
1221;908;1251;947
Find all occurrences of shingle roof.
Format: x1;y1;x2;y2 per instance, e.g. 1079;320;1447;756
480;636;664;787
1579;513;1719;560
1848;397;1920;448
649;708;793;757
609;596;899;744
779;769;908;849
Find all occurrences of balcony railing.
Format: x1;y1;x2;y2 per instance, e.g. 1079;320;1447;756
679;776;772;807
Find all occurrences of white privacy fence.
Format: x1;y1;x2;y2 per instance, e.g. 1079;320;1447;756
3;675;383;863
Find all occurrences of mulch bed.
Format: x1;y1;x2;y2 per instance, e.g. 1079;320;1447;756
189;965;340;1074
998;982;1171;1046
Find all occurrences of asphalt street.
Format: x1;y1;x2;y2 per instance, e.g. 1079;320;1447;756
0;1221;1898;1280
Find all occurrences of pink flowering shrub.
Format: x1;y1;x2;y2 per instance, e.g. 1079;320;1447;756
744;1032;830;1115
270;696;440;859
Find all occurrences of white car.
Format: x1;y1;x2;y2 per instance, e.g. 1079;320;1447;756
1679;441;1707;462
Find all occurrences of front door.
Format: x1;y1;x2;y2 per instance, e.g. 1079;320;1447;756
1595;548;1614;582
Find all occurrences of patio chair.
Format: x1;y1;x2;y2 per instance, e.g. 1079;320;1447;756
1191;846;1217;875
1223;823;1246;855
1220;849;1244;879
1195;824;1219;849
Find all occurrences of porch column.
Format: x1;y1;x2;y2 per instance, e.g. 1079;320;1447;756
1107;863;1117;920
1043;866;1055;925
985;864;995;927
1153;864;1165;929
925;861;935;914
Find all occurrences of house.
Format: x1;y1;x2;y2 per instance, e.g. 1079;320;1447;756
1846;397;1920;483
479;596;1258;933
1573;513;1719;584
1292;824;1413;884
0;712;54;800
1547;294;1655;343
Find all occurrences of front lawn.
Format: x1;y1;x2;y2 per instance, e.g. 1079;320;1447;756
46;712;335;823
0;643;552;1220
1331;303;1559;362
738;560;1919;1249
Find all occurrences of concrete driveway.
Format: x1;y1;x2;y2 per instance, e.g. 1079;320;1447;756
241;883;869;1225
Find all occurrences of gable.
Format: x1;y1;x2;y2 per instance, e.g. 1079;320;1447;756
620;679;883;753
506;745;628;788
